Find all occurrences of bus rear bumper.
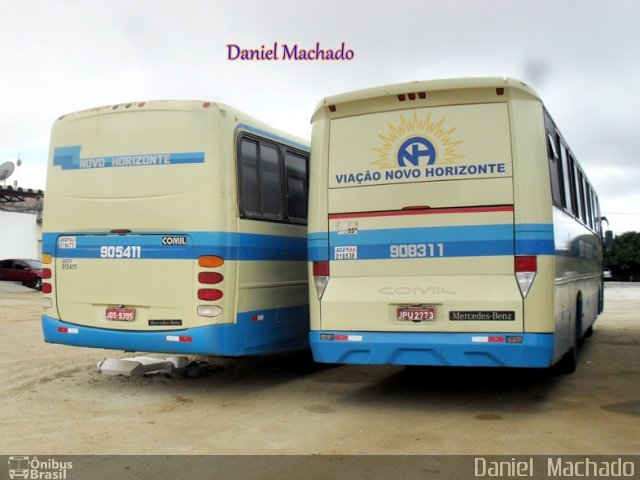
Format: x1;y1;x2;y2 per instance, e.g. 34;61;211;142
309;331;554;368
42;310;308;356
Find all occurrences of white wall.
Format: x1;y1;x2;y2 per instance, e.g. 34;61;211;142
0;211;40;259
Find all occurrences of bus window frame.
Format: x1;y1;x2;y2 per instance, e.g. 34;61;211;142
236;132;309;225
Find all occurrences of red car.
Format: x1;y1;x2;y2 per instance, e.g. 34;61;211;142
0;259;43;290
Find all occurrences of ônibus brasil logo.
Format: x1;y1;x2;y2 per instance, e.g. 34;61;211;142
371;111;464;169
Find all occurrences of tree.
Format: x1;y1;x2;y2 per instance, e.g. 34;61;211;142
606;231;640;281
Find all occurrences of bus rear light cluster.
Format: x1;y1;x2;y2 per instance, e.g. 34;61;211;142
41;254;53;297
197;255;224;316
313;261;330;300
515;255;537;298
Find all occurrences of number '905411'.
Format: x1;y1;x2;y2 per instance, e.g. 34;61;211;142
100;246;142;258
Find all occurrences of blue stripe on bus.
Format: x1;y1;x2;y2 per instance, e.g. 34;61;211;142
340;240;514;259
309;331;554;368
514;224;555;255
313;223;554;260
42;307;309;356
308;233;329;261
52;145;205;170
42;232;306;261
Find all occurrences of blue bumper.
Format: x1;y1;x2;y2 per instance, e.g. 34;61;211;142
42;307;308;356
310;331;554;368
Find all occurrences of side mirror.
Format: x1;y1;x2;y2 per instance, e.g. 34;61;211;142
604;230;613;253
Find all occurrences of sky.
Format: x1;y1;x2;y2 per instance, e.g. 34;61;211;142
1;0;638;233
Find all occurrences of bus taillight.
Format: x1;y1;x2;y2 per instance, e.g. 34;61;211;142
198;289;223;301
515;255;537;298
198;272;223;284
313;261;329;299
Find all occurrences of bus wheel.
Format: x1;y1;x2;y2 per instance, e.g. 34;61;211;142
584;325;593;338
554;345;577;375
555;298;581;375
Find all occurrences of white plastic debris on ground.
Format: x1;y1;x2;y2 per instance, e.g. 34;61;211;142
97;356;190;377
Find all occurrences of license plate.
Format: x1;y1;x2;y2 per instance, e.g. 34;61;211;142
397;306;436;321
105;307;136;321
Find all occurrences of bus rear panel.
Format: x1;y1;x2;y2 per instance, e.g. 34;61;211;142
308;78;601;369
42;101;309;356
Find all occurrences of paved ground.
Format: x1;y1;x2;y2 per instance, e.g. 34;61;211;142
0;281;638;455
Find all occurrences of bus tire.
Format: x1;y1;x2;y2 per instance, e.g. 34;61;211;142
554;346;577;375
584;325;593;338
554;297;582;375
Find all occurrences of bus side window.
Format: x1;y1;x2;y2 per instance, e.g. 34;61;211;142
569;155;582;222
239;138;261;217
576;169;587;225
559;139;575;215
259;143;283;219
546;132;563;208
238;134;309;224
284;150;308;224
585;183;595;230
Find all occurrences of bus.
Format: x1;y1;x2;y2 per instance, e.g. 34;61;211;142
308;78;603;372
42;100;310;356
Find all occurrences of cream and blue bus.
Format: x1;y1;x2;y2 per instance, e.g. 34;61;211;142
42;100;310;356
308;78;603;372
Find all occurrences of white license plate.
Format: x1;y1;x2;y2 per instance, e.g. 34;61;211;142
105;307;136;321
397;306;436;321
334;246;357;260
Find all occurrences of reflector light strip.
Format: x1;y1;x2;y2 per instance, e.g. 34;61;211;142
334;334;363;342
57;327;79;334
472;336;505;343
166;335;192;343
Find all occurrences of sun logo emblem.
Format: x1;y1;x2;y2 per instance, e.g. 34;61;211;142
371;112;464;169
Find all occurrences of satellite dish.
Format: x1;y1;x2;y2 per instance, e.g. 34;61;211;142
0;161;15;181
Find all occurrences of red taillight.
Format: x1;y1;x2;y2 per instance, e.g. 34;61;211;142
496;87;505;95
515;256;537;298
312;261;330;299
198;288;223;301
42;268;52;279
198;272;223;284
42;283;52;294
313;261;329;276
515;256;537;272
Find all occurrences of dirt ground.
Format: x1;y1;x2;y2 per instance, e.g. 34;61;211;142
0;282;638;455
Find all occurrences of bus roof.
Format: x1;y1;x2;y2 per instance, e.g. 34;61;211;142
55;100;309;150
311;77;541;122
